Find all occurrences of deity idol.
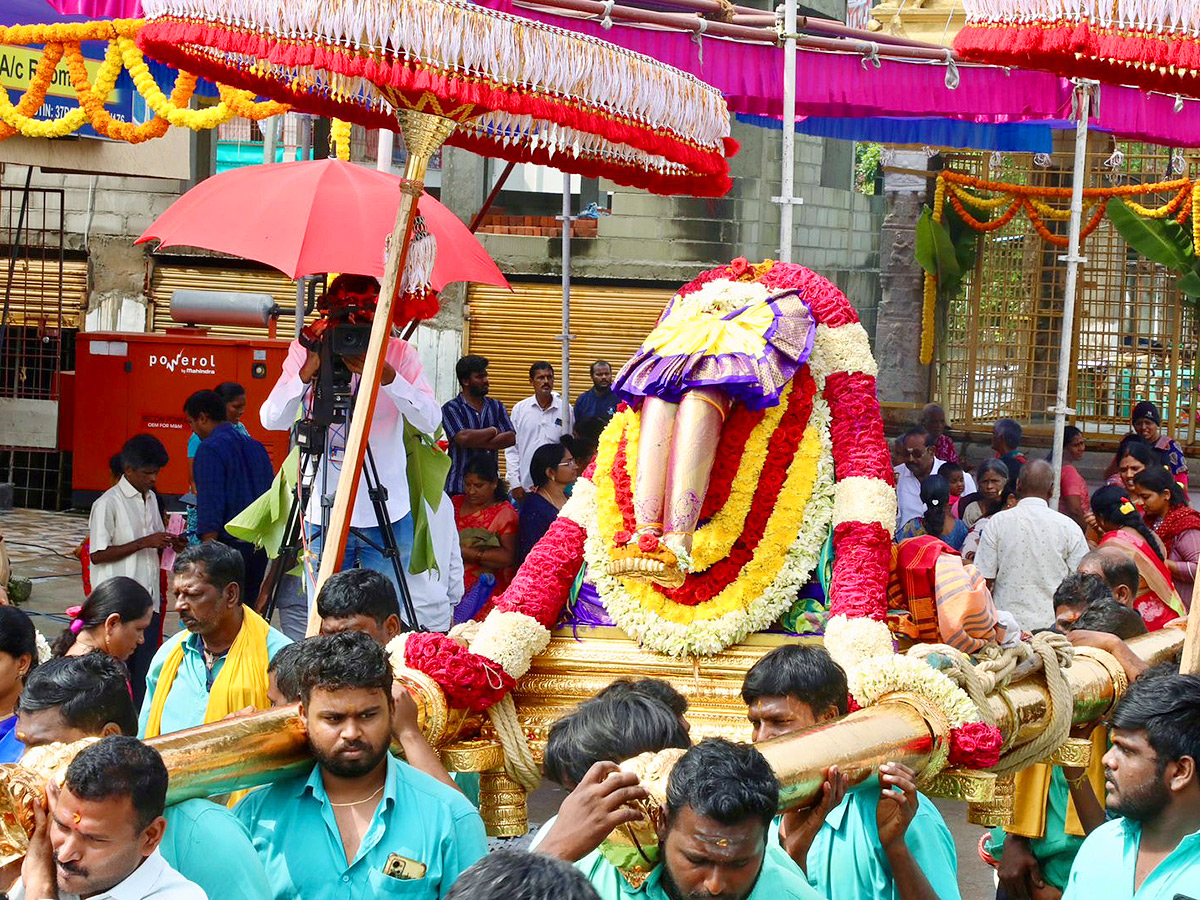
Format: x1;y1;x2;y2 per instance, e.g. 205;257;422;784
606;259;820;587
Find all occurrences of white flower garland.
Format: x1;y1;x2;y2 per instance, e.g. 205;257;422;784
584;397;836;657
847;652;982;728
832;476;898;532
823;614;895;676
560;478;596;528
468;610;552;680
807;322;878;382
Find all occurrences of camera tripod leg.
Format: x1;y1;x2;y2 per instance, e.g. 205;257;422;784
363;442;423;632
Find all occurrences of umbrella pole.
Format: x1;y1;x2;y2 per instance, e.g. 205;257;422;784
306;111;457;636
1049;80;1093;512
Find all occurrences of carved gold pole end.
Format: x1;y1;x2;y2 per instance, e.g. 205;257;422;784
923;768;997;804
479;770;528;838
968;773;1016;827
1045;736;1093;769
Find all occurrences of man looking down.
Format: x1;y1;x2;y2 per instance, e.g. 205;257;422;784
742;644;959;900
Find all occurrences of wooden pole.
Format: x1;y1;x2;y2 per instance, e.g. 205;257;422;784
306;112;458;636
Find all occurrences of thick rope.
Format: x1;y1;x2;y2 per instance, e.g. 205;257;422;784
486;694;542;791
906;643;998;726
991;633;1075;776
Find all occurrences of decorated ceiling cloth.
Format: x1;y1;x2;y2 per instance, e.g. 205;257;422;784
956;1;1200;97
736;114;1059;153
471;0;1200;148
137;0;735;197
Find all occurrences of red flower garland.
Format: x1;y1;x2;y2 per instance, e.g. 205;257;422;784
404;632;515;710
828;521;891;622
949;721;1003;769
494;517;588;627
612;429;637;533
824;372;894;484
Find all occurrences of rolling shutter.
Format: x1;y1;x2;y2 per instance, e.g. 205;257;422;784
1;257;88;328
464;281;672;418
147;262;315;339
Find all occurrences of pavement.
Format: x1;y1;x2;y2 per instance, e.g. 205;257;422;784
2;508;998;900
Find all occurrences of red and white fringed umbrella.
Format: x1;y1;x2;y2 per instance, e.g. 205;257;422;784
136;0;737;633
955;1;1200;97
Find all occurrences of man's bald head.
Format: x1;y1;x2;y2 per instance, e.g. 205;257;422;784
1016;459;1055;500
1078;547;1139;607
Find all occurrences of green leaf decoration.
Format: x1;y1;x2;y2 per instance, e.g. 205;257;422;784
915;205;961;287
1106;197;1195;271
1176;268;1200;299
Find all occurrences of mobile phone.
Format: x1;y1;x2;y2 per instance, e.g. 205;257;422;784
383;853;427;881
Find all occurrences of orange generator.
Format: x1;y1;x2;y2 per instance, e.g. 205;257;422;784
70;330;292;505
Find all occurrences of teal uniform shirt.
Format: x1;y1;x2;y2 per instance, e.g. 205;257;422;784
576;842;827;900
988;768;1083;890
234;754;487;900
1062;817;1200;900
137;626;292;737
771;778;961;900
162;799;272;900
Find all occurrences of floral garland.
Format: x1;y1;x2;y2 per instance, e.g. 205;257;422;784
396;262;896;711
0;21;288;144
920;170;1199;364
849;653;1002;772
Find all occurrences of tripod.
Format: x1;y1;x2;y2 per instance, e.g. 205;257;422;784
257;387;423;632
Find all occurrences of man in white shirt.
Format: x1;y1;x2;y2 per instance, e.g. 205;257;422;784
505;361;567;501
973;460;1089;631
404;495;464;632
893;426;975;532
89;434;175;602
259;276;442;604
12;735;206;900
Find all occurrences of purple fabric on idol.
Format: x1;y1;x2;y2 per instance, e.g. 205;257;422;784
566;582;614;627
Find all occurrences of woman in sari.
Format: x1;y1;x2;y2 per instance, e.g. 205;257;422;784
1131;400;1188;494
0;606;38;763
1103;435;1161;494
1090;485;1185;631
959;459;1009;529
1056;426;1090;530
453;456;518;596
1133;465;1200;609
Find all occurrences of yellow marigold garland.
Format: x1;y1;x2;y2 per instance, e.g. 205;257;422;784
919;176;946;365
332;119;352;161
0;21;289;143
592;408;825;626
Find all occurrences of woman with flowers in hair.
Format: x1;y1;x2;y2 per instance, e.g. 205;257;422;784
53;576;154;666
606;258;819;587
896;474;968;552
1132;465;1200;609
1090;485;1184;631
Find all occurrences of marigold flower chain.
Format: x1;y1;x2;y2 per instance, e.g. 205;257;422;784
0;21;289;143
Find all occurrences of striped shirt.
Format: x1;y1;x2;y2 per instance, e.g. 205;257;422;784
442;394;515;495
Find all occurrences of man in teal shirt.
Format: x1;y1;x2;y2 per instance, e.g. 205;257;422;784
138;543;291;738
1062;672;1200;900
14;653;271;900
235;631;487;900
540;737;826;900
742;645;960;900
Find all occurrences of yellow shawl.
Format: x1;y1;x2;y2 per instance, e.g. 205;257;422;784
1007;726;1108;839
143;607;273;740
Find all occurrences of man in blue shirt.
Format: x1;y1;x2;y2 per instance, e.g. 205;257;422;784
743;645;960;900
15;653;272;900
186;388;275;603
574;360;620;425
1061;671;1200;900
442;355;515;496
235;631;487;900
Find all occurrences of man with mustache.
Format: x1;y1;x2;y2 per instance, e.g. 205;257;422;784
1060;671;1200;900
138;543;291;738
541;737;825;900
234;631;487;900
11;735;205;900
13;654;270;900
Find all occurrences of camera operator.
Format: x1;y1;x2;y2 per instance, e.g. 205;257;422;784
260;275;442;612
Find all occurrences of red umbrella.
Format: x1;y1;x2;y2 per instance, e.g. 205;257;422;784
137;158;509;293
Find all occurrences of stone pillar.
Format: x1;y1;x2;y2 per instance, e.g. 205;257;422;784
874;150;931;406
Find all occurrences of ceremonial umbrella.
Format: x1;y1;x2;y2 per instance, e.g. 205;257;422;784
135;157;509;316
136;0;735;629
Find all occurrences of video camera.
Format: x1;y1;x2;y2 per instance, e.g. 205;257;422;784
295;275;381;438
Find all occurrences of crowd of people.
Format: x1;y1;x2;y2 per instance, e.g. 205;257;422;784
1;267;1199;900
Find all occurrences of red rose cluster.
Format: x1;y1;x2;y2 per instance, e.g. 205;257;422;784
948;721;1003;769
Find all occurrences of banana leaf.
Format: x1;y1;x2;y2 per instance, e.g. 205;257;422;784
1106;197;1195;270
404;423;452;577
915;205;961;287
1177;269;1200;300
